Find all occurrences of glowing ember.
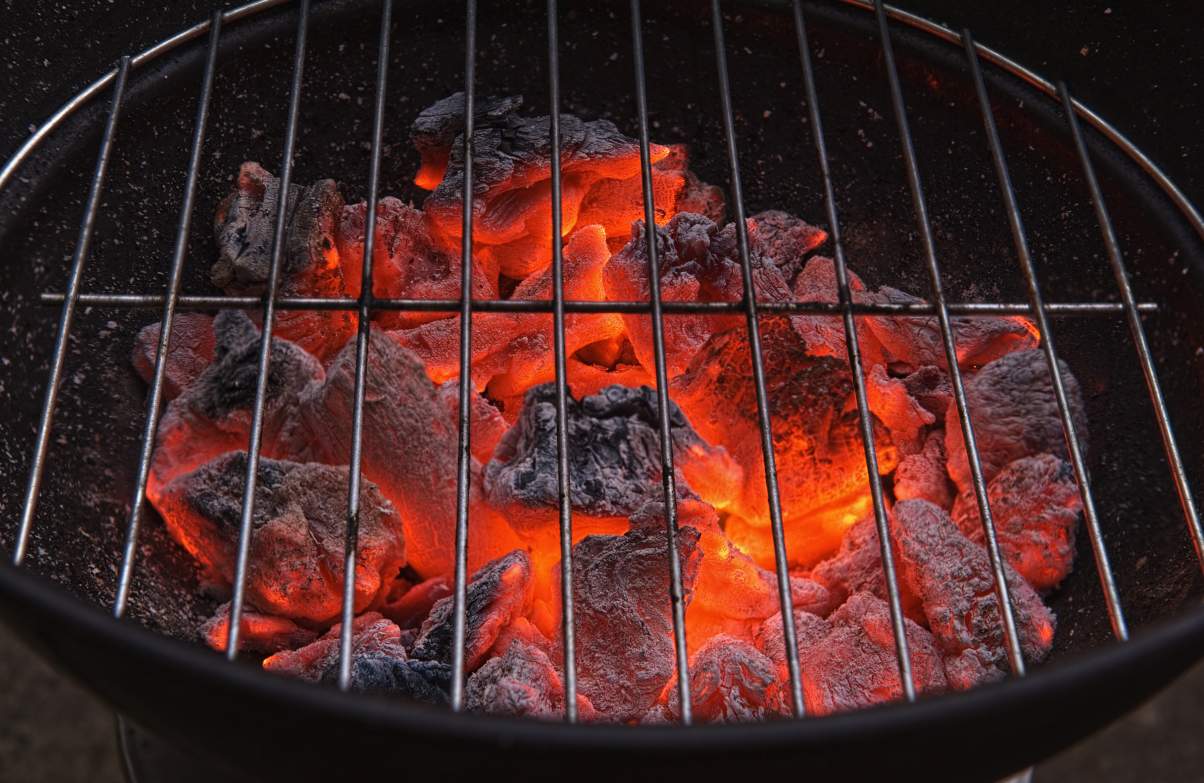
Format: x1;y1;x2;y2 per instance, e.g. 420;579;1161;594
134;93;1076;723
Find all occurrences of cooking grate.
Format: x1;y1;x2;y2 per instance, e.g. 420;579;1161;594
4;0;1203;726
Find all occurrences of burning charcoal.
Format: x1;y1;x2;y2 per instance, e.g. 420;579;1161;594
862;285;1037;373
132;313;216;401
576;143;713;249
484;384;740;555
147;310;322;503
200;602;317;655
264;613;451;703
786;256;1036;373
902;365;952;424
298;331;521;578
655;635;785;723
465;639;595;720
944;349;1087;494
436;380;509;463
748;210;828;284
665;145;727;225
865;363;935;454
635;500;830;646
800;592;947;715
788;256;887;364
411;551;534;673
952;454;1082;592
380;575;452;629
155;452;405;626
889;499;1055;686
335;197;497;331
571;521;703;722
490;616;553;659
603;212;794;378
809;517;924;621
389;225;624;404
754;609;832;680
565;335;656;403
476;225;626;407
417;93;665;279
410;92;524;190
893;429;952;508
212;162;353;360
673;316;898;567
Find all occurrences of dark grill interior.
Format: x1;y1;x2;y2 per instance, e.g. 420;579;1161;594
1;0;1203;754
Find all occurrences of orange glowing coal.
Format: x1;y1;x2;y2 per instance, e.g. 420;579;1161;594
133;92;1070;723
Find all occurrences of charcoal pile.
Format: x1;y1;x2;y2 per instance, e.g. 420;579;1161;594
130;92;1083;723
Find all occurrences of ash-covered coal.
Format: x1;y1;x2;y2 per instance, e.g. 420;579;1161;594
604;212;796;378
389;225;625;407
648;635;784;723
465;639;594;720
570;519;702;722
483;383;737;546
809;516;923;621
380;575;451;630
952;454;1082;592
890;499;1054;689
264;613;450;703
893;430;953;508
335;197;497;331
132;313;216;401
146;310;322;501
200;601;318;655
748;209;829;285
155;451;405;626
798;591;947;715
944;349;1087;494
411;550;533;673
416;92;667;280
213;162;353;360
298;331;520;578
788;256;1036;373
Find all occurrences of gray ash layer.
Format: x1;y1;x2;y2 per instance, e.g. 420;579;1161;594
211;161;344;293
483;384;709;525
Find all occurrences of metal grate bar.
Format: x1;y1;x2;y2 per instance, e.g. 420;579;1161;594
793;0;915;702
112;13;223;617
1058;81;1204;574
965;33;1128;641
874;1;1028;674
709;0;805;717
448;0;478;713
545;0;581;722
224;0;311;658
11;56;132;566
39;291;1158;317
629;0;694;725
336;0;393;691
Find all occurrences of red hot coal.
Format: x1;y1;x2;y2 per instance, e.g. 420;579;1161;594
133;92;1079;723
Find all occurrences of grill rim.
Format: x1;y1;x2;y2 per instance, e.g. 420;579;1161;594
3;560;1203;770
1;0;1203;750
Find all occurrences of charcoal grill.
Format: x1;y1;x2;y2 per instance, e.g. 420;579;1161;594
2;0;1203;780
